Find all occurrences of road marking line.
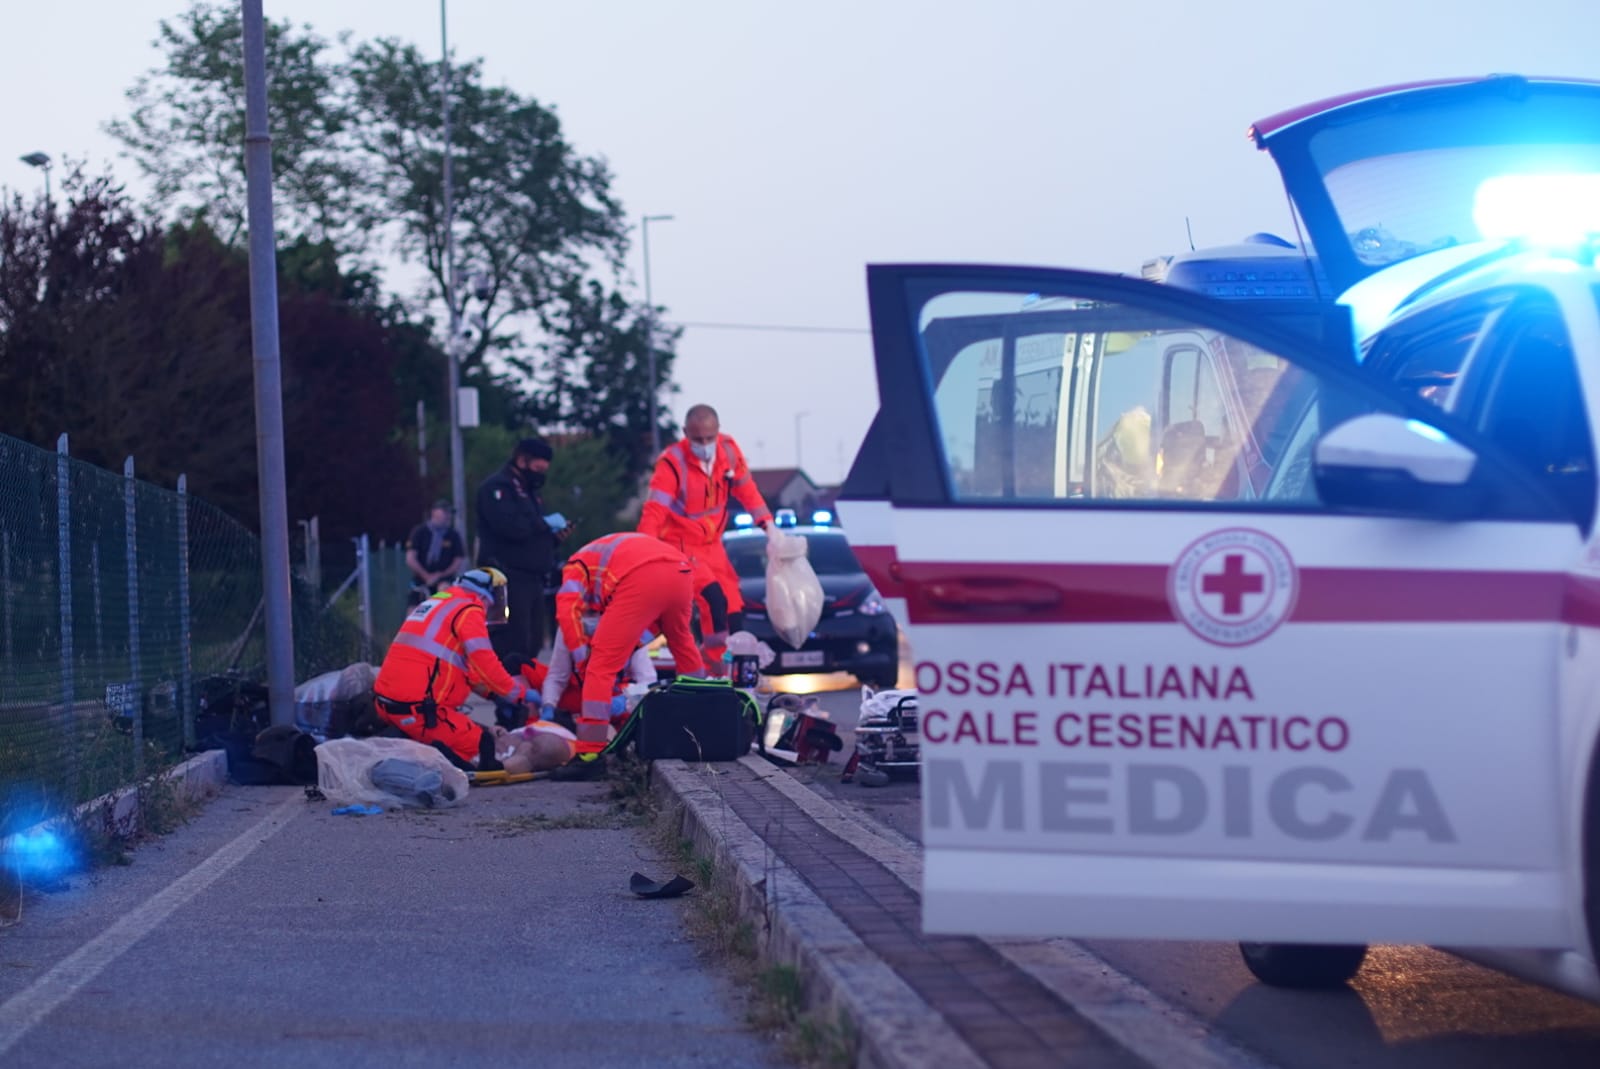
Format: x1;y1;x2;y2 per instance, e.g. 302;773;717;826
0;792;301;1057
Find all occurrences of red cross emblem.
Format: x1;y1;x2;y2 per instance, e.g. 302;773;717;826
1169;528;1298;647
1200;553;1265;616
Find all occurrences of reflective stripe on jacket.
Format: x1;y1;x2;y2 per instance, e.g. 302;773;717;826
638;436;771;550
375;588;528;707
555;534;690;665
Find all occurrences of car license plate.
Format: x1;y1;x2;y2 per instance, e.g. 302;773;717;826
781;651;825;668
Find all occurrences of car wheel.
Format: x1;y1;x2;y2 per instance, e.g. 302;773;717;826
1238;942;1367;988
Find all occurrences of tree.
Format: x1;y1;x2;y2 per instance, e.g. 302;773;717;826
522;278;680;482
540;436;642;552
107;1;368;249
0;169;425;538
0;168;257;502
343;38;628;373
103;1;675;515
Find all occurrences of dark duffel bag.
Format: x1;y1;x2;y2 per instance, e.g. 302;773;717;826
626;677;761;762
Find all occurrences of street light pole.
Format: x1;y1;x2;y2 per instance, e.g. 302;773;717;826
440;0;467;534
240;0;296;727
641;213;674;459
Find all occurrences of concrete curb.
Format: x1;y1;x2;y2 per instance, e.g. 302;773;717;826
3;749;229;858
653;758;987;1069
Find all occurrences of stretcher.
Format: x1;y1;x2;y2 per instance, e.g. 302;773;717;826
467;768;554;786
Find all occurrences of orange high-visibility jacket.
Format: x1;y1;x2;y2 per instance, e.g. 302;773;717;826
375;587;528;708
555;533;690;666
638;436;772;551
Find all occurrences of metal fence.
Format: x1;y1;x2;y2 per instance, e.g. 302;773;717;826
0;431;389;829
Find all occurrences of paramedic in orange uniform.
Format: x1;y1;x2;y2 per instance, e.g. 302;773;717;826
638;404;773;669
556;533;705;761
372;567;532;769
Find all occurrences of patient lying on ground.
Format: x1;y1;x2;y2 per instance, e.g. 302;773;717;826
490;722;577;774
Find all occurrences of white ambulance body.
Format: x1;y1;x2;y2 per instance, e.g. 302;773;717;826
839;75;1600;999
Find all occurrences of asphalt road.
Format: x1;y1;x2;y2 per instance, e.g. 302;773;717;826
0;775;780;1068
772;675;1600;1069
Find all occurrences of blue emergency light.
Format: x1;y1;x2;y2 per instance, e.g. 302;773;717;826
732;512;755;528
811;510;833;526
1474;173;1600;250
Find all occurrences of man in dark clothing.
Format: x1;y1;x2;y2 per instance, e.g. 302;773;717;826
476;437;566;668
404;499;467;606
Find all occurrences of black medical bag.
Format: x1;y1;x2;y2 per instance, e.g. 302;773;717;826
623;677;761;762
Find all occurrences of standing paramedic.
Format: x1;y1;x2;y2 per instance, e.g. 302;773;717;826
371;568;537;771
476;436;565;669
638;404;772;669
556;532;705;770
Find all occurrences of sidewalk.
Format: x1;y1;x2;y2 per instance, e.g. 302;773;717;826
653;756;1266;1069
0;771;782;1068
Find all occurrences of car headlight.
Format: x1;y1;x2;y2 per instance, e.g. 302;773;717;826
859;591;888;615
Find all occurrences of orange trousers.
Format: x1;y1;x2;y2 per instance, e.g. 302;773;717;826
576;558;705;752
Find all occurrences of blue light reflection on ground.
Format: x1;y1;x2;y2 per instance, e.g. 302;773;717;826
1;789;83;885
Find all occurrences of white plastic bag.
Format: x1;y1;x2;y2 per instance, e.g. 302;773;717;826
765;527;824;650
315;736;470;809
293;662;379;740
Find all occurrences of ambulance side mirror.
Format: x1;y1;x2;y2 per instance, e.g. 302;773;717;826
1313;413;1485;519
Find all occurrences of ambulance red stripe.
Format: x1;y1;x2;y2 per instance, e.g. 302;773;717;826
853;547;1600;627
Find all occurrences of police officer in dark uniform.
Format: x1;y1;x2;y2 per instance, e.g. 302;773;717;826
476;437;565;669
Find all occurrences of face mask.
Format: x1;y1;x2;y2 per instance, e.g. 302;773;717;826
525;471;546;491
690;441;715;463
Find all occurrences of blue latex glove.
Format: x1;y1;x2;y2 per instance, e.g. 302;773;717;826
609;694;628;717
540;703;557;722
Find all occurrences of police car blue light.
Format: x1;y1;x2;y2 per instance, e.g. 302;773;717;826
1473;172;1600;250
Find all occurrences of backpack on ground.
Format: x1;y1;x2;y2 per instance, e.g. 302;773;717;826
614;677;761;762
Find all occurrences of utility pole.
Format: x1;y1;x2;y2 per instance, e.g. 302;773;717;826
241;0;296;726
641;213;674;458
441;0;467;536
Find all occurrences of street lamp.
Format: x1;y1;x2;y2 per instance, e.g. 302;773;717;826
20;152;52;231
641;213;674;458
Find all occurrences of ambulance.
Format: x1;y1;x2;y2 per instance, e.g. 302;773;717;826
839;75;1600;998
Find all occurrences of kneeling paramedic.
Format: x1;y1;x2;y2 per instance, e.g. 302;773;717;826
373;567;533;770
557;533;706;766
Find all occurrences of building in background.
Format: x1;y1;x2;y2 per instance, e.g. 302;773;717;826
750;468;821;514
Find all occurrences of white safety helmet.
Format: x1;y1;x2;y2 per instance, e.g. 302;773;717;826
457;567;510;626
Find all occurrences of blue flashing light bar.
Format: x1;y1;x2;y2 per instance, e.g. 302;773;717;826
1474;173;1600;247
732;512;755;528
811;510;834;526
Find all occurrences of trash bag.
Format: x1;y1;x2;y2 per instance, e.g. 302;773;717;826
294;663;379;741
765;527;824;650
314;736;469;809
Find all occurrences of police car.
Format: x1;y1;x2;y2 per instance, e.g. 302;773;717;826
838;75;1600;1000
723;509;900;689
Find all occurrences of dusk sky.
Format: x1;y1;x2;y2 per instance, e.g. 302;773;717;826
3;0;1593;485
